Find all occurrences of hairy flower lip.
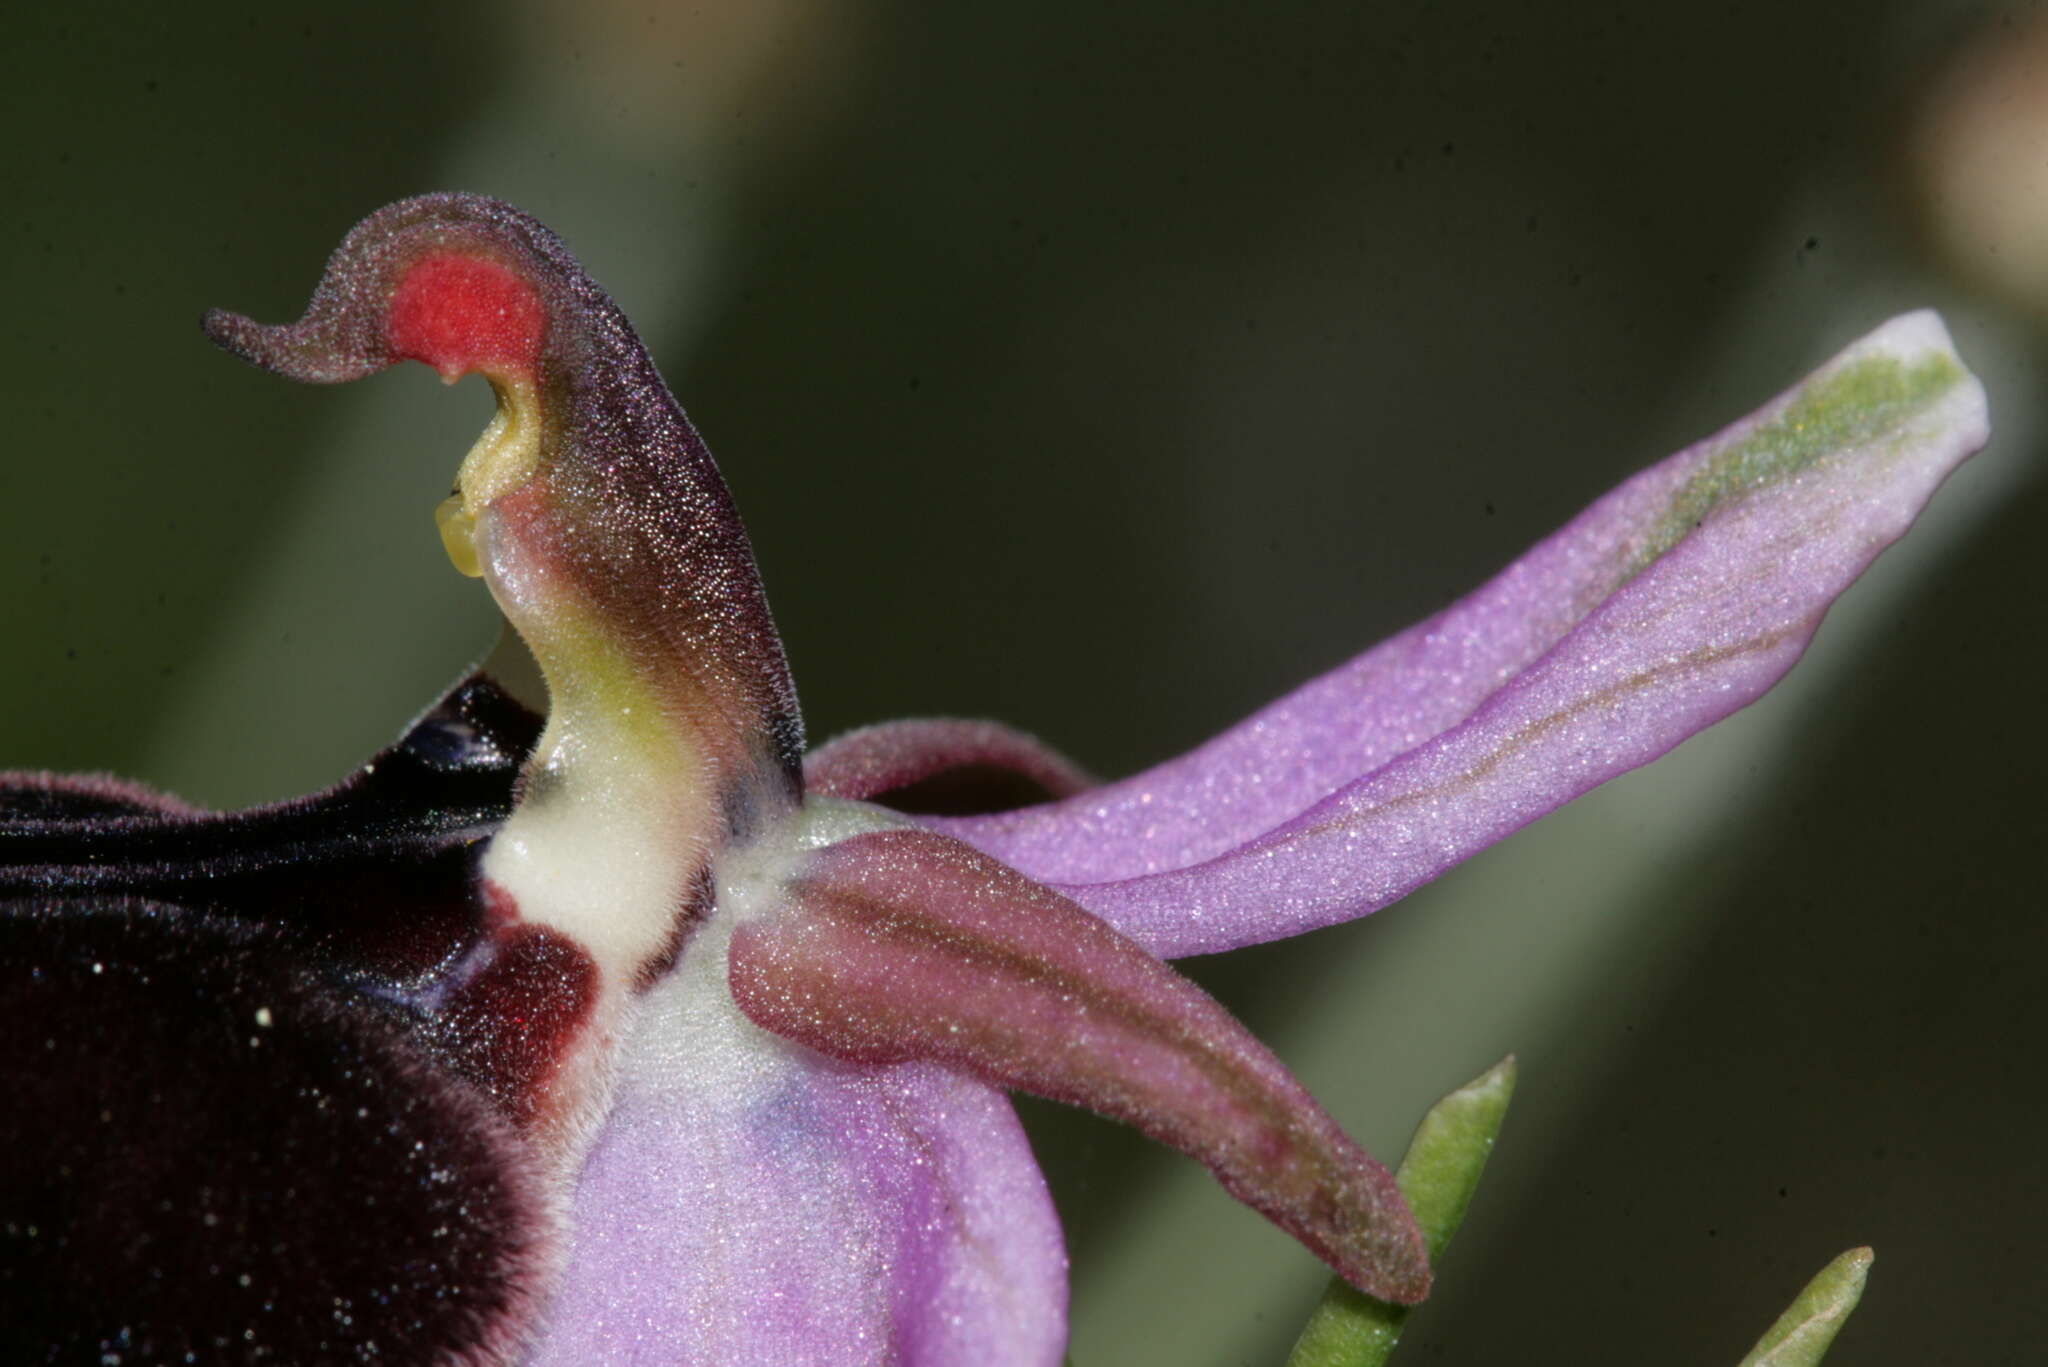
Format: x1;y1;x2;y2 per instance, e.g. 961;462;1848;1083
0;674;554;1366
0;674;540;988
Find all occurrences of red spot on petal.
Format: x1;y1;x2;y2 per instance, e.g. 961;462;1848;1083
387;253;543;380
437;924;596;1129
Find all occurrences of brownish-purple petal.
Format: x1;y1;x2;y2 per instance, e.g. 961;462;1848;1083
728;826;1430;1303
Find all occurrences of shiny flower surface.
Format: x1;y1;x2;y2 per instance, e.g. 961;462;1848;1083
0;195;1987;1365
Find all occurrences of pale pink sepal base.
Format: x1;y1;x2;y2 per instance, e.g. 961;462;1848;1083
528;976;1067;1367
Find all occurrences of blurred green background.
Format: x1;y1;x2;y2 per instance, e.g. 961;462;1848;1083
5;2;2043;1362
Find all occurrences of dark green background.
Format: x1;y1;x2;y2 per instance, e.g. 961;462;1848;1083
5;3;2042;1362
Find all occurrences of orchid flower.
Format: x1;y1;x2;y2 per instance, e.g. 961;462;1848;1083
0;194;1986;1366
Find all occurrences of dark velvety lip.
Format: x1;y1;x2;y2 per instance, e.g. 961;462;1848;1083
0;897;551;1366
0;673;540;989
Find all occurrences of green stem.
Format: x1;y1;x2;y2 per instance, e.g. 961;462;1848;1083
1282;1056;1516;1367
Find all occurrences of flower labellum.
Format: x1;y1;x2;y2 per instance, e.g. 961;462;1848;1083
0;194;1988;1365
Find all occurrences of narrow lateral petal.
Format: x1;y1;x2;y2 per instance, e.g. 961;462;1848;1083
805;718;1096;810
728;827;1430;1304
931;311;1987;956
530;939;1065;1367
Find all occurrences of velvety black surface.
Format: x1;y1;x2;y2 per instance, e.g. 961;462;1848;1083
0;675;538;988
0;900;545;1365
0;675;547;1361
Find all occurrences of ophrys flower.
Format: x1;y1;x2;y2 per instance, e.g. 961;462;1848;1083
0;194;1987;1365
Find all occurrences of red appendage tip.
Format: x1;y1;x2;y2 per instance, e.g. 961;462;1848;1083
386;253;543;379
